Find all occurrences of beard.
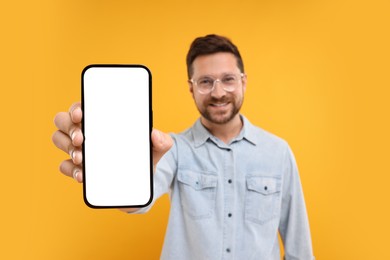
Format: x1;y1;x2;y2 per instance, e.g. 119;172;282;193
197;95;244;125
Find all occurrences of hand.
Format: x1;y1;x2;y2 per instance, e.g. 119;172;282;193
52;102;83;182
52;102;173;183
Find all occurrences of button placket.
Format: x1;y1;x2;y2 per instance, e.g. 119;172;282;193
223;147;235;258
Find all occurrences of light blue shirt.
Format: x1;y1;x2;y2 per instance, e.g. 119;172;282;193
134;115;314;260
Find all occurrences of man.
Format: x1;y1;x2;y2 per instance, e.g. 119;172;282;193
52;34;315;259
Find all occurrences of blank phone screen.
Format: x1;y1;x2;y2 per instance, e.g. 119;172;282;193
82;65;152;208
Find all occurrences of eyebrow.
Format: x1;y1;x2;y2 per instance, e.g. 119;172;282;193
197;72;237;78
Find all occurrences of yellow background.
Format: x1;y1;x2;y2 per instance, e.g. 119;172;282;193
1;0;389;259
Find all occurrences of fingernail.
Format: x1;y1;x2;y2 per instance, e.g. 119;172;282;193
73;170;80;181
71;131;76;141
70;149;74;160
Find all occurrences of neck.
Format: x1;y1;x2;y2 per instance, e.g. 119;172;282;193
201;114;243;144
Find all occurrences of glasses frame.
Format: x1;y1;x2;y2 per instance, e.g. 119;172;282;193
189;73;245;94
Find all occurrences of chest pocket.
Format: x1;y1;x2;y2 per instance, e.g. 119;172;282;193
245;176;282;224
177;169;218;219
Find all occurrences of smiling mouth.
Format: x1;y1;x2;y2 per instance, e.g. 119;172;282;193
210;102;228;107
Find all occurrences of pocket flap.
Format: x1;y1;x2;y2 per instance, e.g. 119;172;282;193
246;176;281;195
178;170;218;190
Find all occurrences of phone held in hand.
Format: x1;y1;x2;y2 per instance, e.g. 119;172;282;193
82;65;153;208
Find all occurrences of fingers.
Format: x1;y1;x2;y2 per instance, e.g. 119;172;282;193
53;111;83;147
69;102;82;124
59;159;83;183
52;131;83;165
151;129;173;167
53;102;84;182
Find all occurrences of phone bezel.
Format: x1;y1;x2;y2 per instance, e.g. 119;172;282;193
81;64;153;209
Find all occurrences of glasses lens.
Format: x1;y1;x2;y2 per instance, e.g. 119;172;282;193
221;74;239;92
197;77;214;93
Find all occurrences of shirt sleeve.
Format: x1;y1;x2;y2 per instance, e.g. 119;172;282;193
130;134;178;214
279;144;315;260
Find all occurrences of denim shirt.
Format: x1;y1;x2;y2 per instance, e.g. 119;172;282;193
135;115;314;260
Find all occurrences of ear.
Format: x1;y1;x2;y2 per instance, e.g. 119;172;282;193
241;74;247;93
188;80;194;95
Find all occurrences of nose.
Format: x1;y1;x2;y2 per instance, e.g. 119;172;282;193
210;80;226;98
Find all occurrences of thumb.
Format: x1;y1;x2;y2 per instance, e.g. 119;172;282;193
151;129;173;169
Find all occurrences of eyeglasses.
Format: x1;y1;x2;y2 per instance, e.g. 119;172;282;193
189;73;245;94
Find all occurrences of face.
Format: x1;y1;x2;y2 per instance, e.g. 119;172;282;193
189;52;247;125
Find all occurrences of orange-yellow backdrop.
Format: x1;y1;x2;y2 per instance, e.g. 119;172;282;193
2;0;389;259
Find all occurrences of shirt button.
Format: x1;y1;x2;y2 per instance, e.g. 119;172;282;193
226;248;231;253
228;179;232;184
228;213;232;217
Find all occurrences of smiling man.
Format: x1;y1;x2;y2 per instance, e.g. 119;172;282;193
52;34;315;259
189;51;246;143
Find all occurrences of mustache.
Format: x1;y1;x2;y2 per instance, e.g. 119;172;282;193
208;97;230;103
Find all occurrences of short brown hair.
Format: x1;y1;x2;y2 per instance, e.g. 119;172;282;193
186;34;245;79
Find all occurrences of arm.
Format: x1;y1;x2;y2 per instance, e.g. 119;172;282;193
52;102;173;212
279;145;315;260
119;130;175;214
124;136;178;214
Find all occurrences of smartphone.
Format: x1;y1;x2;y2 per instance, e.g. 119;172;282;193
81;64;153;208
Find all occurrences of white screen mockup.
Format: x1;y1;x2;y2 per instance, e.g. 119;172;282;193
82;65;152;208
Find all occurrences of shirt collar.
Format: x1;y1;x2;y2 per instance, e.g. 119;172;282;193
192;115;258;148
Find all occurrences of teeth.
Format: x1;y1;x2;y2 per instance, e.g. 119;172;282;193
213;103;227;107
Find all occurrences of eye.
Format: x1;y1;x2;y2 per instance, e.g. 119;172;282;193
222;75;236;84
198;78;214;86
